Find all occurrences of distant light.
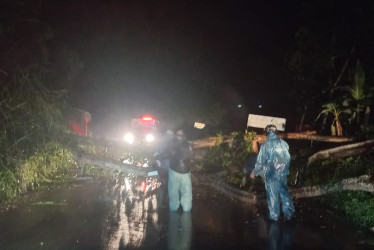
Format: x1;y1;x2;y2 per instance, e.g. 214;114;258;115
145;134;155;142
142;116;153;121
258;104;262;109
124;133;135;144
194;122;205;129
237;104;242;108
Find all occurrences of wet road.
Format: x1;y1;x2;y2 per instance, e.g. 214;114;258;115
0;175;373;250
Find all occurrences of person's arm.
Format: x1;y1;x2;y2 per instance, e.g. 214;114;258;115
281;140;291;174
250;144;266;179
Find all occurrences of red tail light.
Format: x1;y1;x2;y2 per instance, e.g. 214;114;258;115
142;115;153;121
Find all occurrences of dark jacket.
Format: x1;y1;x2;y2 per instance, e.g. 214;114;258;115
170;139;193;174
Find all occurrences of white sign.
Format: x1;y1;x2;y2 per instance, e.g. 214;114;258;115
194;122;205;129
247;114;286;131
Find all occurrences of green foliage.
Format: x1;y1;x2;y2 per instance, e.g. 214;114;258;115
83;165;116;178
316;102;351;136
229;131;253;168
200;143;230;171
0;167;20;202
352;61;366;102
244;130;257;152
215;132;224;146
0;68;68;153
0;1;88;203
0;142;77;202
0;68;78;203
340;61;374;136
314;60;374;137
318;191;374;228
21;142;76;187
200;131;256;172
304;155;373;186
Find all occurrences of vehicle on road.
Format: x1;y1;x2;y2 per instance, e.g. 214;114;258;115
123;114;160;146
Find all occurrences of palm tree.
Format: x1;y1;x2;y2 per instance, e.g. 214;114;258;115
341;61;374;136
316;102;351;136
343;61;371;121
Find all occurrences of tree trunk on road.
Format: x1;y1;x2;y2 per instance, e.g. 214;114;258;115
191;131;355;149
291;175;374;199
78;155;150;177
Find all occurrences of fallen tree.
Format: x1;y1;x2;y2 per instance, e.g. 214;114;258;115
196;172;374;202
74;135;374;201
78;155;150;177
291;175;374;199
78;154;374;201
191;131;355;150
307;139;374;166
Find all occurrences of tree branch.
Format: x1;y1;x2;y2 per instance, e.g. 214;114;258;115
307;139;374;166
291;175;374;199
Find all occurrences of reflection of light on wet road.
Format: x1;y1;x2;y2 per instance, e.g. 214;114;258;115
31;201;68;206
107;184;127;249
106;177;159;249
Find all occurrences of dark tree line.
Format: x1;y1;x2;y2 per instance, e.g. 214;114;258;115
287;0;374;137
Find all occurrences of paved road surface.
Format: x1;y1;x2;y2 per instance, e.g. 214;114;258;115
0;175;373;250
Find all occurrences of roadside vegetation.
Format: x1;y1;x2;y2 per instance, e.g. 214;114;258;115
0;69;79;202
315;191;374;229
0;1;85;203
194;130;256;184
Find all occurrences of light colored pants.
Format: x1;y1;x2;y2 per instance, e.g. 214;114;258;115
168;169;192;212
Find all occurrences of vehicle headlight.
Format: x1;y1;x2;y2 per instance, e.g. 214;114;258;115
124;133;135;144
145;134;155;142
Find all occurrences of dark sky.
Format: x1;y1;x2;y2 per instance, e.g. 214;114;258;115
41;0;300;136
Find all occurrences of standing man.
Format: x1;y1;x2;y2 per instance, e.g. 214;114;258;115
250;124;295;221
168;129;193;212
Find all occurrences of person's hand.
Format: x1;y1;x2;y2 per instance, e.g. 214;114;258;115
250;173;255;179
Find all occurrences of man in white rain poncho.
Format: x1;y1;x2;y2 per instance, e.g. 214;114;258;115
250;124;295;221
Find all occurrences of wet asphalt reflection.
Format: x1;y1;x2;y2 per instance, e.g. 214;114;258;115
0;176;373;250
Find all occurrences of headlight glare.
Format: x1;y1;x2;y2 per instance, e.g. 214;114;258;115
145;134;155;142
124;133;135;144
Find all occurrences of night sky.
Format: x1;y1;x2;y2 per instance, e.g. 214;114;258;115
40;1;300;136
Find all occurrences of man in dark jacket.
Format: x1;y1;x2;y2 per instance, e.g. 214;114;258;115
168;129;193;212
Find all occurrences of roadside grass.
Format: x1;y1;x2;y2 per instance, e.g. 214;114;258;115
302;154;374;230
312;190;374;230
0;142;77;202
302;155;373;186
